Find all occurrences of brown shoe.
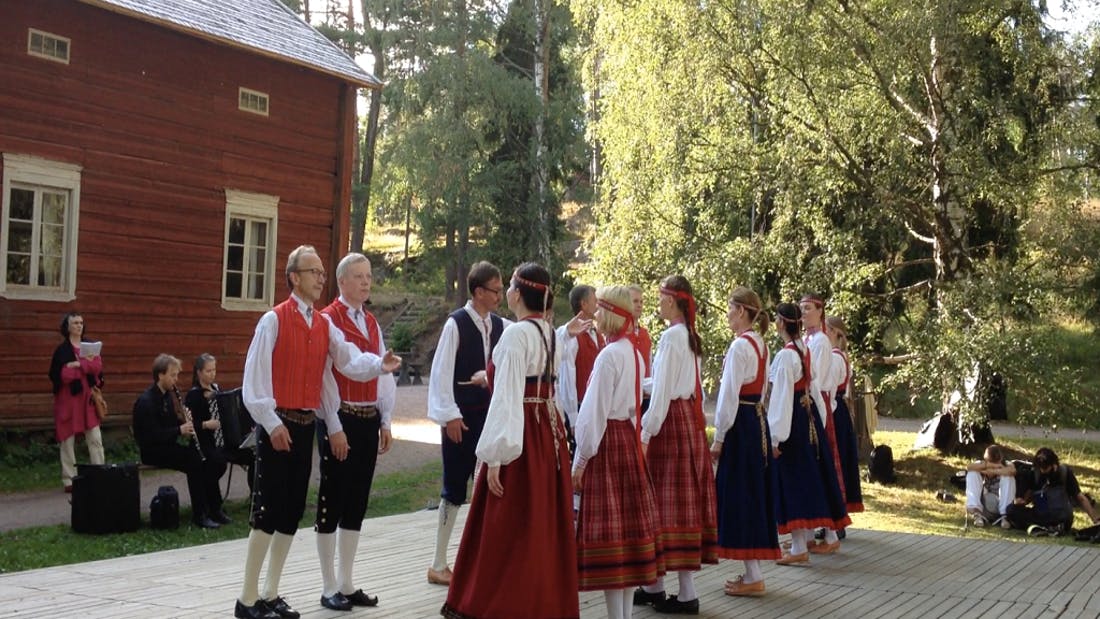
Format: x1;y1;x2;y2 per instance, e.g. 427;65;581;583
427;567;452;585
724;576;765;597
808;540;840;555
776;551;810;566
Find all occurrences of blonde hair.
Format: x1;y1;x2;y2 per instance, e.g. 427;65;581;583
595;285;633;336
825;315;848;350
730;286;769;335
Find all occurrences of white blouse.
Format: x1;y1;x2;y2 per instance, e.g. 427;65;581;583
767;344;806;446
427;302;512;426
713;332;769;444
804;330;832;425
641;323;700;444
572;339;643;472
827;349;851;412
475;318;561;467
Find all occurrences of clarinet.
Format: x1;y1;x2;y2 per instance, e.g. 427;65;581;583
173;386;206;462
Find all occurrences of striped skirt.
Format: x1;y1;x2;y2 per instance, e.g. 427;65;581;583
774;392;851;534
576;419;664;590
715;397;781;560
834;393;864;513
646;398;719;571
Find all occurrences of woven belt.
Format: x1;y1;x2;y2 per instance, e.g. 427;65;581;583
339;402;378;419
275;408;316;425
739;399;770;467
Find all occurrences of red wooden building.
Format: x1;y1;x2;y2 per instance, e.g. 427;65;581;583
0;0;380;428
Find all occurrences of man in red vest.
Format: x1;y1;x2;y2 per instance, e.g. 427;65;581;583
555;284;604;437
235;245;400;619
313;253;396;611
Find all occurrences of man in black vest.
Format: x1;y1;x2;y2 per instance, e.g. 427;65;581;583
426;261;509;585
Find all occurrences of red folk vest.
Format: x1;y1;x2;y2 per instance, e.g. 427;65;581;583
575;329;605;405
739;333;768;397
272;299;329;409
321;300;380;403
785;342;810;392
637;326;653;378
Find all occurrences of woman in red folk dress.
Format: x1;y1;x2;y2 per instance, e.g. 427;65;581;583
572;286;664;619
47;311;105;492
635;275;718;615
442;262;579;619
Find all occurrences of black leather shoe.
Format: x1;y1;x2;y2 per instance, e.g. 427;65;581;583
264;596;300;619
653;595;700;615
320;593;352;611
234;600;278;619
193;515;221;529
344;589;379;607
633;587;666;606
212;509;232;524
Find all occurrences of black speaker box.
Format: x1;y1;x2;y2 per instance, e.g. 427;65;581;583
71;463;140;534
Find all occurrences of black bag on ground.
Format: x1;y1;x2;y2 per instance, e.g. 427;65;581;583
869;445;896;484
150;485;180;529
914;411;957;452
71;463;140;534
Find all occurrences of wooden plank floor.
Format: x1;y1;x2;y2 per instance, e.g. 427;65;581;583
3;509;1099;619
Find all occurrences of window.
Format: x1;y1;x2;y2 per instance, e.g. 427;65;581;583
238;87;269;116
222;190;278;311
1;154;81;301
27;29;70;64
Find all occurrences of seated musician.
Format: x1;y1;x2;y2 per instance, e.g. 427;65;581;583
132;353;227;528
184;353;243;509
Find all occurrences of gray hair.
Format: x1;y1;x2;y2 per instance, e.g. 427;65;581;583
285;245;318;289
335;252;371;281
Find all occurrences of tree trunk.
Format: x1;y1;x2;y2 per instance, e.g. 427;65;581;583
353;29;387;253
444;221;457;302
531;0;552;264
457;220;470;305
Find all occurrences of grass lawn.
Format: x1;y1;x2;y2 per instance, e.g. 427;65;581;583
3;431;1099;574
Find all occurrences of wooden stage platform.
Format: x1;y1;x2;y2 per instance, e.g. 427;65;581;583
3;509;1099;618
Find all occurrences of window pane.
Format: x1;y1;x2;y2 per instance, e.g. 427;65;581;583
7;221;32;253
40;223;64;255
249;246;265;275
250;221;267;246
227;245;243;271
225;272;242;298
41;191;67;225
38;255;61;287
10;188;34;220
228;218;245;244
248;273;265;300
6;254;29;285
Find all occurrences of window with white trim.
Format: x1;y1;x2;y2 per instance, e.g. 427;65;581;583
238;87;269;116
222;189;278;311
1;154;81;301
27;29;70;64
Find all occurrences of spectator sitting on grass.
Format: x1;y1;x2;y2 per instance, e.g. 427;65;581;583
965;444;1015;528
1005;447;1100;535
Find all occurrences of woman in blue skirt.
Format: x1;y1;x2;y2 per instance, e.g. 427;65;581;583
711;287;780;597
825;316;863;515
767;303;850;566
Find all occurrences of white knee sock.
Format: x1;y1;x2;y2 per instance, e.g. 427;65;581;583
743;559;762;583
316;532;337;597
262;532;294;600
337;528;360;594
790;528;809;555
642;573;665;594
824;528;839;543
432;500;460;571
240;529;273;605
677;571;697;602
620;588;633;619
604;588;624;619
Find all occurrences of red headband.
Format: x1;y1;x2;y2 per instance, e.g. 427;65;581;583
799;295;824;309
512;271;548;291
776;312;801;325
597;298;634;322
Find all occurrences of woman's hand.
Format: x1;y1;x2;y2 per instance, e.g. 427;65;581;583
710;441;722;462
203;419;221;431
66;361;81;368
571;467;584;490
772;445;782;459
487;465;504;498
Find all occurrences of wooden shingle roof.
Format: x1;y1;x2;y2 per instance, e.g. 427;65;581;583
79;0;381;88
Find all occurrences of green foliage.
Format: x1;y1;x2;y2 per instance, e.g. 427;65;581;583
387;324;415;352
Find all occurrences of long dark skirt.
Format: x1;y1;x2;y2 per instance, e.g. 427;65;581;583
834;393;864;513
715;398;780;560
774;392;851;534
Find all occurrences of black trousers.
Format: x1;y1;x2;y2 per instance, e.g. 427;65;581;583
440;407;487;506
141;443;225;520
315;413;381;533
250;421;314;535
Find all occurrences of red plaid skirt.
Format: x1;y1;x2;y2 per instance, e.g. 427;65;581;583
646;398;719;571
577;419;664;590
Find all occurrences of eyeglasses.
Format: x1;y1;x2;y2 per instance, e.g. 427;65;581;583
480;285;503;295
296;268;327;280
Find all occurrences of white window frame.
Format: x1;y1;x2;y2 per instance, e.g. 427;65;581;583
222;189;278;311
1;154;82;301
27;28;71;64
238;87;270;116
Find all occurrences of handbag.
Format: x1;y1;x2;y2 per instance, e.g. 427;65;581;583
90;386;108;420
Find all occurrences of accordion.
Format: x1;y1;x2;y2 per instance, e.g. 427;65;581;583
214;387;256;461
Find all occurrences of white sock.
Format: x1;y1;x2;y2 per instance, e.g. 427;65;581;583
824;529;839;544
604;589;624;619
316;532;338;597
642;573;665;594
790;529;808;556
240;529;273;605
262;532;295;601
677;571;697;602
432;500;460;571
337;528;360;594
743;559;762;583
621;588;633;619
